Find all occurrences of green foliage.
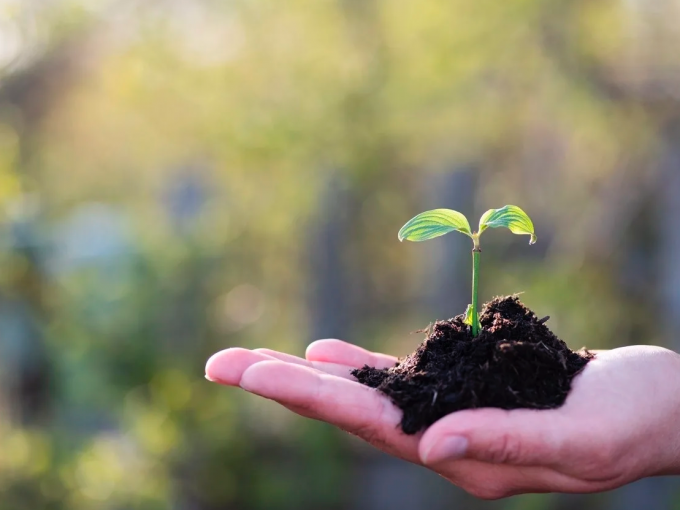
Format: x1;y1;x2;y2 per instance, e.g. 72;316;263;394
399;205;536;245
399;206;536;337
478;205;537;244
398;209;472;242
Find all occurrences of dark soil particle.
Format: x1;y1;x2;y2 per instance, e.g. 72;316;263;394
352;296;593;435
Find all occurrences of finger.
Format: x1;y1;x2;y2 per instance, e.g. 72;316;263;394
306;339;398;369
239;360;420;461
205;348;356;386
419;408;569;467
253;348;355;379
205;348;276;386
435;461;598;499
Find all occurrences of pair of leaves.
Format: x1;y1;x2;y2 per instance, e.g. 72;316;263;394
397;205;536;244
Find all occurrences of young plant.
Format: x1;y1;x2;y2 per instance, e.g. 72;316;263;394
398;205;536;336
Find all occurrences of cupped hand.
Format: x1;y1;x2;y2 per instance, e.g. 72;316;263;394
205;341;680;499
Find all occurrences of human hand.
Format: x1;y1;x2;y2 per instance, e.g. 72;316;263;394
205;341;680;499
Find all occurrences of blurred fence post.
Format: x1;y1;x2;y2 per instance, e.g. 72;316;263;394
425;167;478;320
0;265;48;427
307;172;351;343
605;127;680;510
0;208;51;425
659;127;680;353
0;37;85;428
638;124;680;508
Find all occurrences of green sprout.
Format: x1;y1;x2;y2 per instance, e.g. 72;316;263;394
398;205;536;337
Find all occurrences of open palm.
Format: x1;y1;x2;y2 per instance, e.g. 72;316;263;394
205;340;680;499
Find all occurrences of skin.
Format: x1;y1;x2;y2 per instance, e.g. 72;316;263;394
205;340;680;500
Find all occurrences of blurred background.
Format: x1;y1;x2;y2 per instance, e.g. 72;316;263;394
1;0;680;508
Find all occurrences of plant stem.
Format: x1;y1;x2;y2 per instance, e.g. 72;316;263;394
471;243;481;337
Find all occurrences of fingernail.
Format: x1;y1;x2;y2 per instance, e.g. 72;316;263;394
204;349;243;385
423;435;468;464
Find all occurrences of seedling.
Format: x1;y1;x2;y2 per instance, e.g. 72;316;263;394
398;205;536;336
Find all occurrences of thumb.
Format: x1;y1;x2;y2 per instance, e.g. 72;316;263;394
419;408;569;467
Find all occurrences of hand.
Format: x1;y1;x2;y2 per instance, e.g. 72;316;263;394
205;341;680;499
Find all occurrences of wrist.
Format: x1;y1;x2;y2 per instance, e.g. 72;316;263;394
646;347;680;476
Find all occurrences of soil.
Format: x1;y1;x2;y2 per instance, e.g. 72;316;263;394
352;295;593;435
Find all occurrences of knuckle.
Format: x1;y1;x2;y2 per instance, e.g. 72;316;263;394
344;396;399;456
285;401;317;419
592;443;618;466
253;348;277;357
578;442;627;481
351;423;390;450
465;484;510;500
487;432;523;464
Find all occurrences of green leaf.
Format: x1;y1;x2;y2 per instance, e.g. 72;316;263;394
463;304;474;326
463;304;481;331
478;205;537;244
398;209;472;242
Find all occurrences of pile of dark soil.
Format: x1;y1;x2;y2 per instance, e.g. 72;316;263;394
352;295;593;434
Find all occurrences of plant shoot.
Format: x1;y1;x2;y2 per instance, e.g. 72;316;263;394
398;205;536;336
